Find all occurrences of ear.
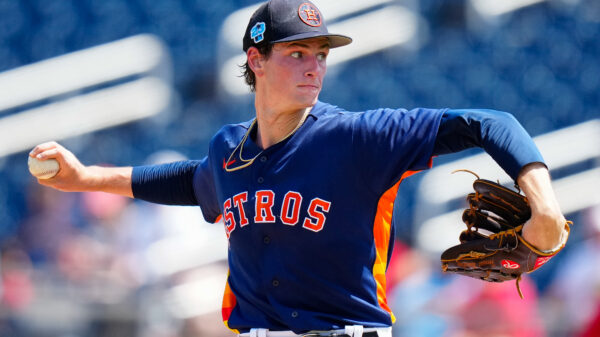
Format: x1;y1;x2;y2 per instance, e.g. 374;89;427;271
247;47;266;77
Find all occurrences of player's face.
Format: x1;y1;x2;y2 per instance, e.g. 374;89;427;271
261;38;329;109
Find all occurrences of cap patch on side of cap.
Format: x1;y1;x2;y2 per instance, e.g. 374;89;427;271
298;3;322;27
250;22;266;43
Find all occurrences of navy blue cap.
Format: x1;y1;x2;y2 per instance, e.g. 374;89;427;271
243;0;352;52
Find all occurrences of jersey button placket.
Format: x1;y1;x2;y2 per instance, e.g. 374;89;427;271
257;176;264;184
272;279;279;287
259;155;267;163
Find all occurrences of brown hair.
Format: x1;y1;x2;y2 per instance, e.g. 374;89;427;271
242;43;274;92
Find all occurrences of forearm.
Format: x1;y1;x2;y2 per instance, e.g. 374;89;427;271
35;163;134;197
518;163;568;251
518;163;561;218
83;165;134;197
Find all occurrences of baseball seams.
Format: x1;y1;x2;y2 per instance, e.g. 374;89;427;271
28;156;60;179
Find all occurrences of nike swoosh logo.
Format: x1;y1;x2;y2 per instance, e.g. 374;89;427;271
223;158;236;169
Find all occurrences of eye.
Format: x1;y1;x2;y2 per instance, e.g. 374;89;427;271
291;51;302;59
317;52;328;61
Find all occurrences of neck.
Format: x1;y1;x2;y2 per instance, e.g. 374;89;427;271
254;100;312;149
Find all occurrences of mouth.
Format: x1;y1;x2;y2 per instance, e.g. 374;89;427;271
298;84;320;91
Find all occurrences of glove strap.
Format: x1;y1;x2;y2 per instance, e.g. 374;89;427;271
516;275;524;299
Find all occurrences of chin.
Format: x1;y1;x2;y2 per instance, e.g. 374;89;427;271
298;93;320;107
300;99;318;110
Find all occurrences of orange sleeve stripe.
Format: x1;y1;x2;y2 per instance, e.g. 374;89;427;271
371;169;423;323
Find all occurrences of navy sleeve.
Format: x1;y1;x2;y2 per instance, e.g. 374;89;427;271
131;160;201;205
192;157;221;223
433;109;545;180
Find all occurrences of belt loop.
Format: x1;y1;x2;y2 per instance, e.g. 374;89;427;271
375;327;391;337
344;325;363;337
249;328;268;337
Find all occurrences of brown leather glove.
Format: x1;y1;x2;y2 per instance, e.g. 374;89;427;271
440;172;571;298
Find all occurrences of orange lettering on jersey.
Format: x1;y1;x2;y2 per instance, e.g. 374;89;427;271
223;198;236;238
232;192;249;227
254;190;276;223
281;191;303;226
303;198;331;232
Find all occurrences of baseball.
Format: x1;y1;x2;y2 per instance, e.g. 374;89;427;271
28;156;60;179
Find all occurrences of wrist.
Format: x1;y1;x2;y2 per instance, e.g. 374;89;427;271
522;213;567;251
75;165;99;192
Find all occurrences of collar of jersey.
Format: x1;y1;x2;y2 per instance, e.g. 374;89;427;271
234;101;322;160
238;101;324;131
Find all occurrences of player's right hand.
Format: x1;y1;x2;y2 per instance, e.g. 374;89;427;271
29;141;90;192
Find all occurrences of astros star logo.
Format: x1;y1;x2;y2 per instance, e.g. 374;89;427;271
298;3;322;27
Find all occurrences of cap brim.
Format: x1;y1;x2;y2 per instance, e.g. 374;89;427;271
272;32;352;48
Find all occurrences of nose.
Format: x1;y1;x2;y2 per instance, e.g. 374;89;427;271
304;55;324;78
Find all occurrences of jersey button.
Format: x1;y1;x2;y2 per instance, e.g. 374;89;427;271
257;177;264;184
291;311;298;318
263;236;271;244
260;156;267;162
272;279;279;287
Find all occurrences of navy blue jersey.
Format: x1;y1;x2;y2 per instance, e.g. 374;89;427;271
196;102;442;333
131;101;544;334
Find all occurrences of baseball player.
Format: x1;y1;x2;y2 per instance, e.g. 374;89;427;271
31;0;569;336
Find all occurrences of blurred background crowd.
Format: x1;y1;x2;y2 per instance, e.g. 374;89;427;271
0;0;598;336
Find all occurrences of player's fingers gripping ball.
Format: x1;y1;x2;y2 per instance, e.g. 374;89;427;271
440;170;571;298
28;156;60;179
